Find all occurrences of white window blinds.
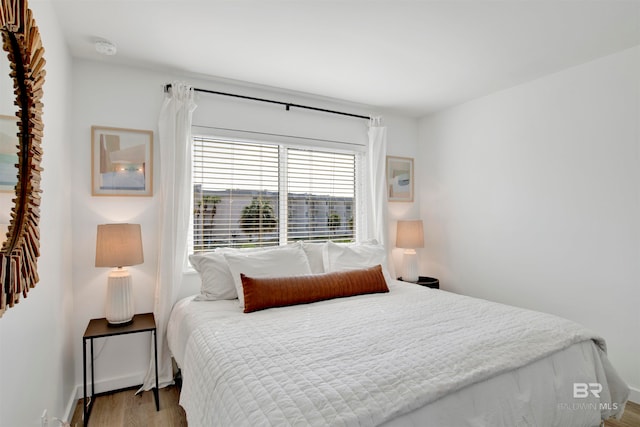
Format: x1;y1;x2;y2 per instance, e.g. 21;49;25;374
192;136;357;252
287;148;355;242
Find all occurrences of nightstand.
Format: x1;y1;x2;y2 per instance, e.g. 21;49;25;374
398;276;439;289
82;313;159;426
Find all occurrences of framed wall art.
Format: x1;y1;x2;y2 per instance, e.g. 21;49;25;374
386;156;413;202
91;126;153;196
0;115;18;193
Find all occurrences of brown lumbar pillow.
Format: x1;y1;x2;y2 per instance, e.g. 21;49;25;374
241;265;389;313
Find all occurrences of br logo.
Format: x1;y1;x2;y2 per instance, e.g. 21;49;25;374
573;383;603;398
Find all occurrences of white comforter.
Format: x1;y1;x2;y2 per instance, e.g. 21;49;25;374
170;282;628;426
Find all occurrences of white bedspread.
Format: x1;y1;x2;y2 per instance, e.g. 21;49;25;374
169;282;628;426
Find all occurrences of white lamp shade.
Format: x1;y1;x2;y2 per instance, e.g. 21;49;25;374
396;220;424;249
95;223;144;268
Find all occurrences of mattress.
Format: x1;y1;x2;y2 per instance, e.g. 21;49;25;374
167;281;629;427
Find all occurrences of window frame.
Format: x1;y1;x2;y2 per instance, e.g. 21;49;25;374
189;127;365;255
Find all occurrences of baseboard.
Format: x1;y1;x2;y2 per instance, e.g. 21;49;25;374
63;374;146;423
97;373;146;395
629;386;640;404
63;385;80;423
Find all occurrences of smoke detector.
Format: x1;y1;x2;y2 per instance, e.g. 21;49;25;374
95;40;117;56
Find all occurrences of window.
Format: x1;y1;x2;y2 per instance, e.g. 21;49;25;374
192;135;359;252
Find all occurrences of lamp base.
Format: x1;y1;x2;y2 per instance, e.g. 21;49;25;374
108;319;133;327
105;268;134;326
401;249;419;283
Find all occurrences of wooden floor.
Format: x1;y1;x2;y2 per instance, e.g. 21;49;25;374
69;386;186;427
70;388;639;427
606;401;640;427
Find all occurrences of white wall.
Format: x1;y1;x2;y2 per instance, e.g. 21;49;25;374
70;58;420;395
418;46;640;401
0;2;75;425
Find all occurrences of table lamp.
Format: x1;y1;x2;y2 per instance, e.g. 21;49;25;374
95;223;144;326
396;220;424;282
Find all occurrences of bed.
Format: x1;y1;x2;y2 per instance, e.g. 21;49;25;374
169;242;629;426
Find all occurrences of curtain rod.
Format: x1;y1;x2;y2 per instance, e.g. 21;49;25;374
164;84;370;121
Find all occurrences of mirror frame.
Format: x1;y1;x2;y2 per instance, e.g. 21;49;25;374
0;0;45;316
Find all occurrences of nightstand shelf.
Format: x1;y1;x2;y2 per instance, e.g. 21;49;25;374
398;276;439;289
82;313;159;426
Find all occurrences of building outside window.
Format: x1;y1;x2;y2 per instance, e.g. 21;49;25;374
192;135;359;252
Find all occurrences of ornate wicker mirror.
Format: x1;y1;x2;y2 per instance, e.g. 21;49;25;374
0;0;45;316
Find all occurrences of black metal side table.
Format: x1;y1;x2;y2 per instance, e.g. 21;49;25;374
398;276;440;289
82;312;159;426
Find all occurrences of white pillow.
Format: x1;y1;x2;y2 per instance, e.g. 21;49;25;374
323;241;392;284
190;245;289;301
189;252;237;301
216;245;280;255
224;245;312;308
296;241;326;274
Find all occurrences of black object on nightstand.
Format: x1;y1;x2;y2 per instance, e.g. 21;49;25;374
82;313;159;426
398;276;440;289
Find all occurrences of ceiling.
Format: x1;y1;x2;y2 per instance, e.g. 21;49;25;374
51;1;640;117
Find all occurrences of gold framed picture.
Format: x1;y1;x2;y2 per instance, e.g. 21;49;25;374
91;126;153;196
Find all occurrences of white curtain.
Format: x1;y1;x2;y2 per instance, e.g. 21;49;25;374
366;117;394;276
140;82;197;391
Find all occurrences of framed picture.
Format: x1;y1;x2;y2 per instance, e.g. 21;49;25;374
0;115;18;193
386;156;413;202
91;126;153;196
